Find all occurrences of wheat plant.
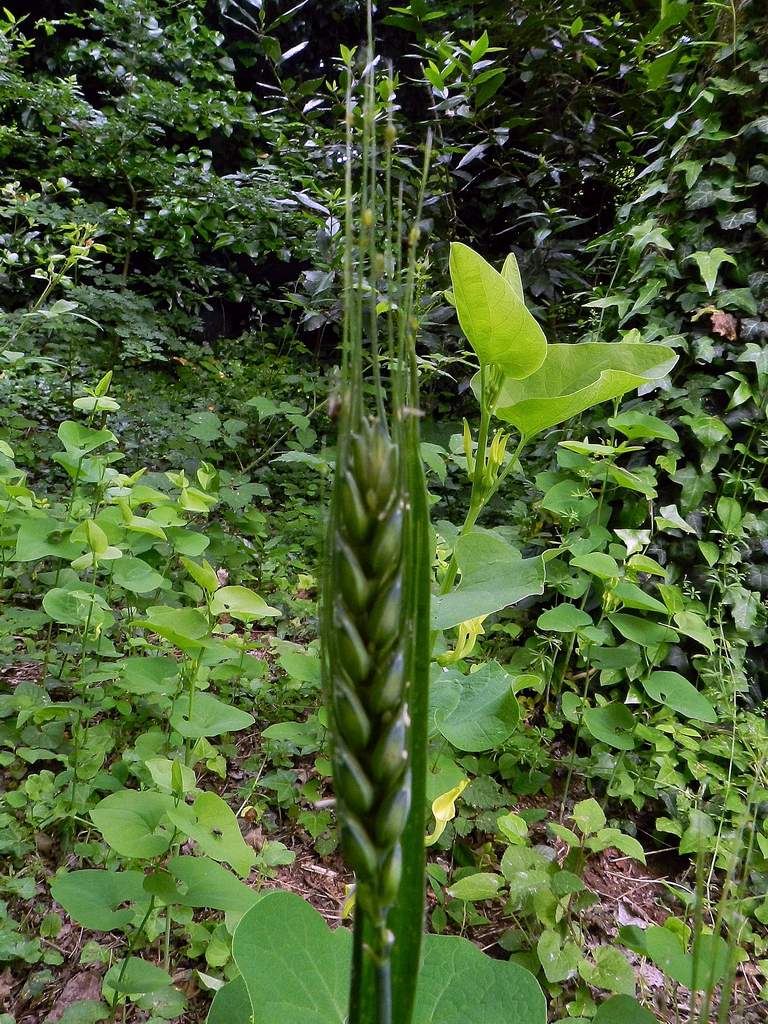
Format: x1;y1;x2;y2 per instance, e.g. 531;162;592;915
321;17;431;1024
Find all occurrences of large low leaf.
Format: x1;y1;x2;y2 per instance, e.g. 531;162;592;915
432;530;544;630
145;856;261;914
118;656;179;696
167;793;255;877
449;242;547;378
170;692;254;738
232;890;352;1024
487;343;677;437
434;662;519;752
90;790;175;859
216;890;545;1024
51;870;149;931
415;933;545;1023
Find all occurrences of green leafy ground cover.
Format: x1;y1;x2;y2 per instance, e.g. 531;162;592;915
1;2;767;1022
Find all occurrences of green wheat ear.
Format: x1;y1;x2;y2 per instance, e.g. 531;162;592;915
321;18;431;1024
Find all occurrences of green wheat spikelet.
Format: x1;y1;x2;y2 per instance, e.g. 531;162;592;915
331;415;409;931
321;18;432;1024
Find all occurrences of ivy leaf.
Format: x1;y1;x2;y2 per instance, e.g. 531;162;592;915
687;248;736;295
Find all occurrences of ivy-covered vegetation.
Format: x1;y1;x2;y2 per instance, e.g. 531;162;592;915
1;2;767;1022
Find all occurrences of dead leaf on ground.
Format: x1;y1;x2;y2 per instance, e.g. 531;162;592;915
711;310;738;340
44;972;103;1023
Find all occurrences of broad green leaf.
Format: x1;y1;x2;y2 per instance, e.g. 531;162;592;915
112;556;165;594
431;530;544;630
672;611;715;652
58;421;116;454
584;703;636;750
135;606;210;650
104;957;172;995
447;872;503;901
642;671;717;722
594;995;658;1024
210;586;281;621
449;242;547;377
571;552;620;579
618;926;729;991
608;411;679;442
435;662;519;752
58;1000;109;1024
612;580;667;614
14;515;83;562
224;890;546;1024
415;933;546;1023
167;793;255;877
537;604;592;632
572;798;606;836
587;828;646;864
118;656;179;696
170;692;255;738
43;587;113;630
145;757;197;794
579;946;635;996
609;613;677;647
537;929;581;983
51;870;148;931
90;791;175;859
716;496;743;534
145;856;261;915
687;248;736;295
233;890;352;1024
208;978;250;1024
490;343;677;437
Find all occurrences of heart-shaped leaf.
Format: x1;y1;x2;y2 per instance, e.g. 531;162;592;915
104;956;172;995
449;242;547;378
537;604;592;632
51;870;149;931
583;703;636;750
215;890;546;1024
619;926;729;991
431;530;544;630
118;656;179;695
170;692;254;738
112;557;165;594
641;671;716;723
145;856;262;914
167;793;255;877
90;791;175;859
594;994;658;1024
435;662;519;752
210;586;281;621
489;343;677;438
